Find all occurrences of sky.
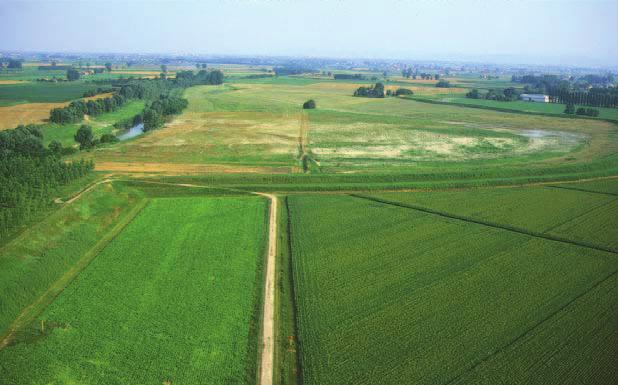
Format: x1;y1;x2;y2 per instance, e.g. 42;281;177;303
1;0;617;67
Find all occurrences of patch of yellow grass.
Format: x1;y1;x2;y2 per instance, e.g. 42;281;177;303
0;103;65;129
0;80;29;85
95;161;287;174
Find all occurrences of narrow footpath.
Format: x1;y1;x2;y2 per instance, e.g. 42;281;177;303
257;193;277;385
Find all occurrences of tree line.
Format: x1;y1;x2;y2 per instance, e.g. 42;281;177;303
546;88;618;108
512;73;617;108
402;68;441;80
50;93;129;124
354;83;414;98
466;87;520;101
0;125;93;241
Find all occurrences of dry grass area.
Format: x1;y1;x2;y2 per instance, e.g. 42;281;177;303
0;92;115;130
94;161;290;174
0;80;30;85
0;102;65;129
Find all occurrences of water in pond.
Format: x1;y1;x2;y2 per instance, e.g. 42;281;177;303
117;123;144;141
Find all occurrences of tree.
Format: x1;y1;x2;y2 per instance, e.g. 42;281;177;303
100;133;119;143
395;88;413;96
564;103;575;114
434;74;440;80
503;87;519;101
373;82;385;96
436;80;450;88
67;68;80;81
74;125;94;149
466;88;480;99
105;62;112;72
161;64;168;73
302;99;316;109
48;140;63;155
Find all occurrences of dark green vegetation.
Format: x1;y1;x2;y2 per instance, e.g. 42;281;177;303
0;194;268;385
353;82;385;97
302;99;316;109
0;182;142;339
0;82;102;106
285;186;617;385
0;125;93;241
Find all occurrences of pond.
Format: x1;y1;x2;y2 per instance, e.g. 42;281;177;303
117;123;144;141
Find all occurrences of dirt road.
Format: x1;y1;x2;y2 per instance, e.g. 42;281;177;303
257;193;277;385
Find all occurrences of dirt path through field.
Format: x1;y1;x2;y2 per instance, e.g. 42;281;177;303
256;193;277;385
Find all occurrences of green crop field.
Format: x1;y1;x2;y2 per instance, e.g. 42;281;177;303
284;192;617;385
0;195;268;385
0;81;103;106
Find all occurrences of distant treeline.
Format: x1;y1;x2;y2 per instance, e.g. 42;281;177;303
38;65;71;71
512;73;618;108
0;125;93;241
547;89;618;108
273;67;318;76
333;74;364;80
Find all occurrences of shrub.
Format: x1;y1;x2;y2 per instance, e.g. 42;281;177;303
303;99;316;109
395;88;414;96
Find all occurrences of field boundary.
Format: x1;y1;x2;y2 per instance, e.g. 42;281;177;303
442;269;618;385
0;197;149;349
350;194;618;254
547;184;618;197
282;196;303;385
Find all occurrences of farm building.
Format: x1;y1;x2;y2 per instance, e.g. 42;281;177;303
520;93;549;103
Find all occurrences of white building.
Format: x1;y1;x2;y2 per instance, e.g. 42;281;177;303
520;93;549;103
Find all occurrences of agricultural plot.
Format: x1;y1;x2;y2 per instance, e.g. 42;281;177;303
369;186;618;251
286;194;617;385
0;81;100;106
0;196;268;385
0;182;142;339
82;80;617;180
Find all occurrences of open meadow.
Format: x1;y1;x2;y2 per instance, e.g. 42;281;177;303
71;79;617;186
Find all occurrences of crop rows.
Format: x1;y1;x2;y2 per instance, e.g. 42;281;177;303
287;194;617;385
0;196;267;385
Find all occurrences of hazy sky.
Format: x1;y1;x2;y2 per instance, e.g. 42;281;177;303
1;0;617;66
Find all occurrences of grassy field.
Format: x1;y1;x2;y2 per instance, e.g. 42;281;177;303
75;80;617;185
285;192;617;385
0;195;268;385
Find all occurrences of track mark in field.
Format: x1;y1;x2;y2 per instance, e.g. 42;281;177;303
256;193;277;385
547;185;618;197
442;269;618;385
351;194;618;254
0;199;148;349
